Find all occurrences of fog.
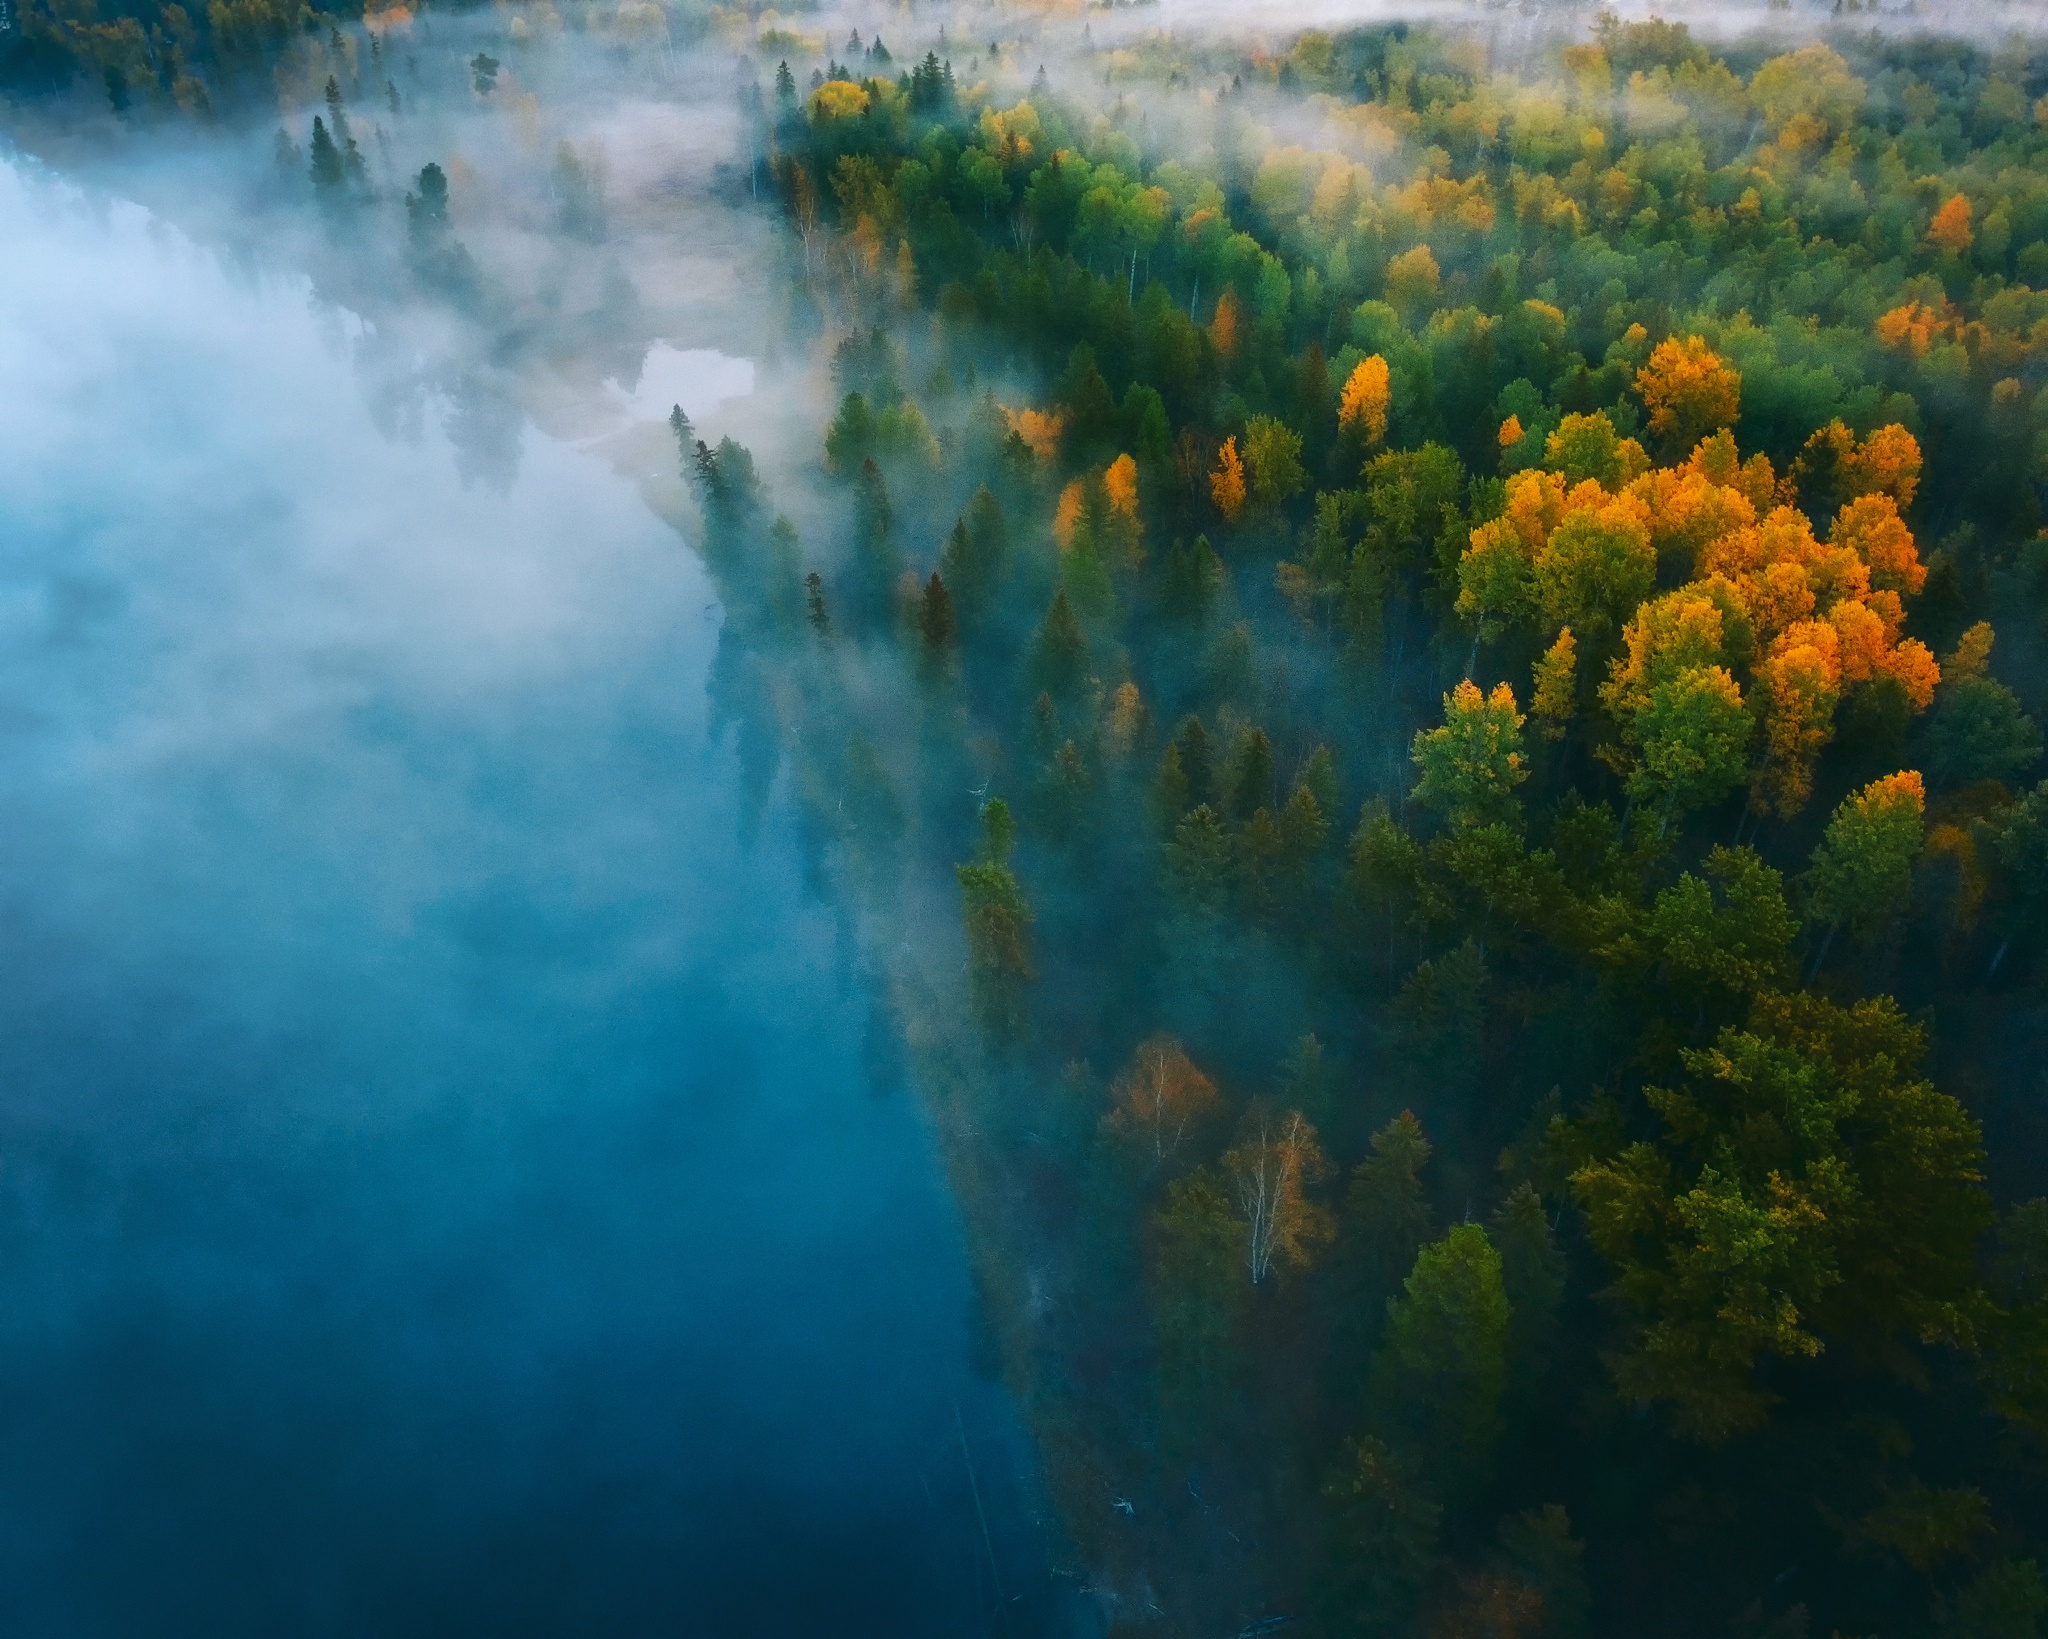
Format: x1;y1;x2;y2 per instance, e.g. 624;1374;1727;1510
0;161;1072;1636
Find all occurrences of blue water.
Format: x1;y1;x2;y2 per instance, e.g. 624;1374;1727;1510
0;163;1057;1635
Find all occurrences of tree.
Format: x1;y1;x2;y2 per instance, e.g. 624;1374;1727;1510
667;402;695;470
851;457;900;626
1339;354;1391;447
1531;628;1576;739
1243;415;1306;509
1928;193;1975;255
918;571;956;664
1533;497;1655;640
1411;680;1529;829
1224;1104;1333;1284
308;114;344;197
1210;435;1246;521
1631;665;1751;827
1806;770;1924;952
1545;411;1641;488
1029;587;1087;699
1492;1184;1566;1367
1635;335;1740;450
1167;805;1232;913
1347;1111;1435;1298
1154;1169;1248;1452
1107;1035;1221;1167
1752;627;1842;817
1926;676;2043;790
1226;725;1274;820
1572;990;1990;1442
1173;715;1213;808
956;799;1033;1038
1641;846;1799;999
1319;1437;1441;1638
1370;1223;1510;1492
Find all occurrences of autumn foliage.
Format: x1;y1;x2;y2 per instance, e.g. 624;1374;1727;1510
1635;335;1741;448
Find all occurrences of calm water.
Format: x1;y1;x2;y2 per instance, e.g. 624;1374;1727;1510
0;161;1062;1636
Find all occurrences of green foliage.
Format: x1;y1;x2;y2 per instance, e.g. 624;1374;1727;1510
1572;991;1989;1442
1370;1223;1510;1494
1411;680;1528;830
1925;676;2044;791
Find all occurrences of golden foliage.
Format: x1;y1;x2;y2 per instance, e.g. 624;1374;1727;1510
1385;244;1442;309
1927;194;1974;254
1832;493;1925;595
1636;335;1740;445
1002;405;1066;462
1211;436;1246;521
1053;480;1084;551
1532;627;1577;739
1875;301;1957;359
1210;289;1241;359
1339;354;1391;445
1944;622;1995;683
808;79;870;120
1103;453;1140;518
1498;414;1524;448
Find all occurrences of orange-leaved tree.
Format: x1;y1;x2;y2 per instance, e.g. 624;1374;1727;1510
1338;354;1391;447
1210;435;1246;521
1107;1034;1220;1167
1636;335;1740;450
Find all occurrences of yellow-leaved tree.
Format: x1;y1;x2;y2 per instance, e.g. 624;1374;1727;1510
1338;354;1391;447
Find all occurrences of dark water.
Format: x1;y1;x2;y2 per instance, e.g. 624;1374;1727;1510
0;164;1062;1635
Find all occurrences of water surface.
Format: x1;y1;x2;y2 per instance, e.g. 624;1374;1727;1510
0;162;1056;1636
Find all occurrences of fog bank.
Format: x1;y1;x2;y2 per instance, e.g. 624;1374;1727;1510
0;160;1065;1637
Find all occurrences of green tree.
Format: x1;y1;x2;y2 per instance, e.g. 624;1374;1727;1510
1534;504;1655;641
1411;679;1529;829
1347;1111;1435;1302
1925;675;2043;790
1154;1169;1247;1456
1242;414;1306;509
1029;587;1088;700
1630;665;1751;828
1319;1437;1441;1638
956;799;1033;1038
1806;770;1925;954
1167;804;1232;914
1572;991;1990;1442
1492;1183;1566;1367
1370;1223;1510;1492
1226;725;1274;820
308;114;344;197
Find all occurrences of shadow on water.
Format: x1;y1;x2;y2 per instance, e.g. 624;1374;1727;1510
0;161;1084;1637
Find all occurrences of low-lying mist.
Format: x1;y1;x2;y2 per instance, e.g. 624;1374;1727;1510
0;161;1061;1636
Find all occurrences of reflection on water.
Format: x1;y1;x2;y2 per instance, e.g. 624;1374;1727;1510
0;163;1065;1636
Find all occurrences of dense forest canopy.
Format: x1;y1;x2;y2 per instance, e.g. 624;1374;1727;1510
11;0;2048;1633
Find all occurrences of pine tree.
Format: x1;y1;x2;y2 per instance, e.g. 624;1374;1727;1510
918;571;956;658
308;117;344;198
1030;588;1087;700
1172;716;1212;808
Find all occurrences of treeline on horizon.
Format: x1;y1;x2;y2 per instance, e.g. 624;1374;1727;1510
14;0;2048;1633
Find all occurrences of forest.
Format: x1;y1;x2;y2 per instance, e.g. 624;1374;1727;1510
8;0;2048;1632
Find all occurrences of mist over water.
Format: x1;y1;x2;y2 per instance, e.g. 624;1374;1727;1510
0;160;1057;1636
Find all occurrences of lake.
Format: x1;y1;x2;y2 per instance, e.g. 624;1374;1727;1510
0;158;1076;1637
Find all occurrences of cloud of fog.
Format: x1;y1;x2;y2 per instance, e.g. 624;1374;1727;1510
0;159;1072;1637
